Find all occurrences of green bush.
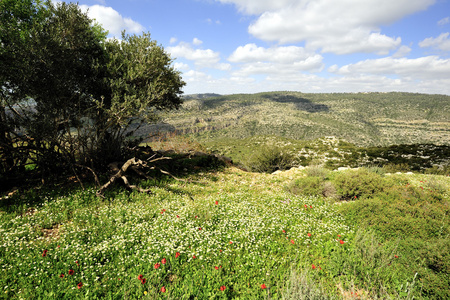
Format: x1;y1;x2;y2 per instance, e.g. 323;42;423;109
337;182;450;299
245;145;295;173
332;168;390;200
306;165;329;179
328;230;414;299
287;176;325;196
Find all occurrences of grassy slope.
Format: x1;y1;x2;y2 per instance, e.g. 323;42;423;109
1;164;448;299
142;91;450;147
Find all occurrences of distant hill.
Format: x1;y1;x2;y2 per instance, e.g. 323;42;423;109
182;93;222;100
139;91;450;147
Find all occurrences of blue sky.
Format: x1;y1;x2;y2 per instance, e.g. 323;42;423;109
69;0;450;95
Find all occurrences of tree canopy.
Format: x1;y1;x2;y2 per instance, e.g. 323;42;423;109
0;1;185;181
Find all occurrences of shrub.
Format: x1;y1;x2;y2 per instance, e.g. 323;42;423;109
287;176;324;196
329;230;419;299
306;165;329;179
245;145;295;173
322;181;337;199
383;163;411;173
337;181;450;299
281;269;331;300
332;168;390;200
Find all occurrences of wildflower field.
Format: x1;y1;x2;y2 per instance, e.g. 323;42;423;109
1;164;449;299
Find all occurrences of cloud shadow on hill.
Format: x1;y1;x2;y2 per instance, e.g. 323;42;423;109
262;94;329;113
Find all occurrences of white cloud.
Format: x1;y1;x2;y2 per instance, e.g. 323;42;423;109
392;45;412;58
221;0;435;55
79;5;145;36
419;33;450;51
216;63;232;71
331;56;450;80
184;70;213;82
217;0;296;15
170;37;178;44
193;38;203;46
167;42;222;68
228;44;324;76
206;18;221;25
229;43;316;63
173;62;190;71
438;17;450;26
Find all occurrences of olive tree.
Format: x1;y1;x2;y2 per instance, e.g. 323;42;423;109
0;1;185;181
0;0;50;174
92;32;185;164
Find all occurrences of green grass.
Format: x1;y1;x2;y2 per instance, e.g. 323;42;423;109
1;164;449;299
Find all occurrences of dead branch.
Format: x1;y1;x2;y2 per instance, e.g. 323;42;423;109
97;157;149;196
96;153;208;197
75;164;101;187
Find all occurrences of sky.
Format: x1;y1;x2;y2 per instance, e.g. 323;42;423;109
67;0;450;95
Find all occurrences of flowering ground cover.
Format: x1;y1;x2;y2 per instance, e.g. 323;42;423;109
1;166;448;299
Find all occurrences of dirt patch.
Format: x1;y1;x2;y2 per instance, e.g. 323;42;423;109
42;224;61;240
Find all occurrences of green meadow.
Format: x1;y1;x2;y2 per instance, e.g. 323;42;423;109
1;156;448;299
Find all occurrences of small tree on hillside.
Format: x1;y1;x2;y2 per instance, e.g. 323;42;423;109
0;1;185;182
93;32;185;165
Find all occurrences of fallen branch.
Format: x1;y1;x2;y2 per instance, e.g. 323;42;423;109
97;157;151;197
75;164;101;187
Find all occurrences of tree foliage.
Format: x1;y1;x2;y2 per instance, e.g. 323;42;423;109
0;1;185;181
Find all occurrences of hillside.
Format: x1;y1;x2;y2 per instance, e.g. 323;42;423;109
1;161;449;299
138;91;450;147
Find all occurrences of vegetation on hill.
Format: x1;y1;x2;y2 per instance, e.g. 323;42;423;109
142;91;449;147
1;149;448;299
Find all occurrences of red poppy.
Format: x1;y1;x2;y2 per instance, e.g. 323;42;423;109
161;258;167;264
261;283;267;289
229;241;233;244
310;205;312;208
76;260;79;266
77;282;83;289
138;274;143;281
59;273;64;278
68;269;74;275
193;255;196;259
215;201;218;205
312;264;316;269
307;233;311;237
337;234;341;237
42;250;48;257
195;216;198;219
57;245;60;248
290;239;295;244
176;215;180;218
282;230;286;233
198;227;202;230
219;250;222;253
304;204;307;208
220;285;226;291
141;278;146;284
394;255;399;258
215;266;219;270
154;263;160;269
175;252;180;258
339;240;344;244
161;286;166;293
